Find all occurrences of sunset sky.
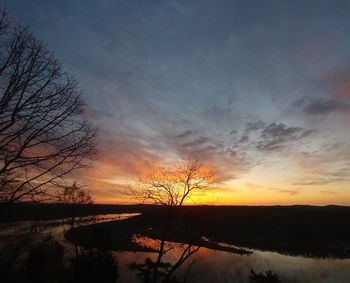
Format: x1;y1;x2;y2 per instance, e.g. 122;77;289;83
6;0;350;205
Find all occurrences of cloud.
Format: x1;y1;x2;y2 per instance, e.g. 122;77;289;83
294;97;350;115
245;120;266;132
292;178;330;186
182;137;210;148
256;122;314;152
233;120;314;152
278;189;299;195
236;120;266;144
175;130;197;139
292;174;349;186
90;134;164;179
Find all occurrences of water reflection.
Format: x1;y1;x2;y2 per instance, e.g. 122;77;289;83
1;214;350;283
129;236;200;283
0;213;137;283
116;242;350;283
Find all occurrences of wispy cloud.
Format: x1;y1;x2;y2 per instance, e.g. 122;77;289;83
278;189;300;196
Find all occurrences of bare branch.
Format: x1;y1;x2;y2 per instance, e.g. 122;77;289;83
129;160;215;208
0;10;97;203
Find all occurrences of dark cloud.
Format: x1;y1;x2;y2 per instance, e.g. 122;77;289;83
262;123;312;139
235;120;266;145
238;134;249;143
294;97;350;115
256;123;314;152
245;120;266;132
228;130;237;135
175;130;197;139
232;120;315;154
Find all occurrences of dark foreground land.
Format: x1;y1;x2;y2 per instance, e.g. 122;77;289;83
67;205;350;259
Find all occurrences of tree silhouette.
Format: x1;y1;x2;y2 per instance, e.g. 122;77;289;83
131;160;214;207
0;9;96;203
129;160;214;282
59;182;93;231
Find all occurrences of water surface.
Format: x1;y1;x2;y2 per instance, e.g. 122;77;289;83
2;213;350;283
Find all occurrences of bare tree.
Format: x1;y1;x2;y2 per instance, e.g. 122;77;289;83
129;159;215;282
0;9;96;203
59;182;93;231
131;160;214;207
58;182;93;258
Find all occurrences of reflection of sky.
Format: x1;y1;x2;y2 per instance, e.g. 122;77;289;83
115;243;350;283
5;0;350;204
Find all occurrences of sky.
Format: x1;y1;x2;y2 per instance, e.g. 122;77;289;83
4;0;350;205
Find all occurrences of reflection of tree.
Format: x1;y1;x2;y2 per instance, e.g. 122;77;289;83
129;160;214;282
163;243;199;281
129;242;199;283
129;257;172;283
249;270;282;283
